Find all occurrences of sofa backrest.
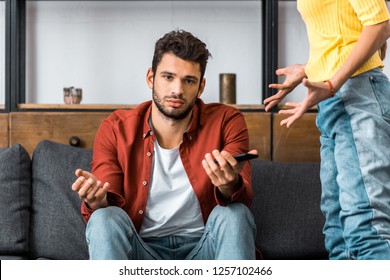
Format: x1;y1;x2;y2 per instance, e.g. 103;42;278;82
0;144;31;259
250;160;328;259
29;140;91;260
1;140;328;260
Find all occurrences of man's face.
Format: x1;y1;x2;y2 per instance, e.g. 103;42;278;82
146;53;205;120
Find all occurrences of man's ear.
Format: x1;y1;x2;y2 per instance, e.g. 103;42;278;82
146;68;154;89
197;78;206;98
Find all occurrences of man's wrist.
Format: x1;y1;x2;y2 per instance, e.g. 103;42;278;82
217;175;243;202
236;174;243;189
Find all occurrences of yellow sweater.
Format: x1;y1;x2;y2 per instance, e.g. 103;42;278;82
297;0;390;82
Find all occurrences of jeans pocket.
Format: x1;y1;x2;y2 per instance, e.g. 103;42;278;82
370;74;390;120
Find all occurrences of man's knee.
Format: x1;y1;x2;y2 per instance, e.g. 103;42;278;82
209;203;256;229
87;206;134;237
89;206;125;222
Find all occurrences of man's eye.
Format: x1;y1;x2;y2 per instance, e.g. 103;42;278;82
163;75;173;80
185;79;196;84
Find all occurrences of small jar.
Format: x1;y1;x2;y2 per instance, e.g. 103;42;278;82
64;87;82;104
219;73;236;104
71;88;82;104
63;87;72;104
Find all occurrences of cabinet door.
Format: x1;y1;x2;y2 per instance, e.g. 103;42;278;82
272;113;321;162
9;112;111;156
0;114;8;148
242;112;271;161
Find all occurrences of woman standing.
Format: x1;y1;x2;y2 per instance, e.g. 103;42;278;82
264;0;390;259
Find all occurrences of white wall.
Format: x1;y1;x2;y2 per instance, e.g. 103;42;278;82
1;1;389;106
0;2;5;105
278;1;309;103
25;1;262;105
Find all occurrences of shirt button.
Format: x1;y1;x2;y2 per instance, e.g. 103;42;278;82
147;152;152;157
143;133;146;138
143;181;148;186
138;210;144;215
150;131;153;135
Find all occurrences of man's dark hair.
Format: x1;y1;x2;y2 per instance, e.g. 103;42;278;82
152;29;212;82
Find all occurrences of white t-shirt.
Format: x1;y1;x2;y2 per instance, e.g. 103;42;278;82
139;141;204;238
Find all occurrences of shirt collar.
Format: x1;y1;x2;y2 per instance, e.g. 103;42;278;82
142;101;154;139
142;98;206;140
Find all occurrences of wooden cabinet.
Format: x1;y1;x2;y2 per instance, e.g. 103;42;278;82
242;112;272;161
7;110;274;160
272;113;321;162
0;114;8;148
2;110;321;162
9;112;111;156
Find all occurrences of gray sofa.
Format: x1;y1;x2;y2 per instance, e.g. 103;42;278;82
0;140;327;260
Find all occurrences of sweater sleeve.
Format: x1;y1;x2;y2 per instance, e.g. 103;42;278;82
349;0;390;26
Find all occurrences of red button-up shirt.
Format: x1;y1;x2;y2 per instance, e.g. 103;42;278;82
81;99;253;231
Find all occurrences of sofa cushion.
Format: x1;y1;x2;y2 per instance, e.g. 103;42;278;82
0;144;31;259
250;160;327;259
30;140;91;259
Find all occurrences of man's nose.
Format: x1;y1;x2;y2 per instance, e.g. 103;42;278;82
171;80;184;95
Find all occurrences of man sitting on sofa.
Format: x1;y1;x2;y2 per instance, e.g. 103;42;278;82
71;29;257;260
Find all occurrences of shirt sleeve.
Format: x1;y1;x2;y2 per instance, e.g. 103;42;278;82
349;0;390;26
80;114;126;223
81;192;125;224
212;108;253;207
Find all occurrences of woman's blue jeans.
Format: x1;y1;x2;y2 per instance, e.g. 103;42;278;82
85;203;256;260
316;68;390;259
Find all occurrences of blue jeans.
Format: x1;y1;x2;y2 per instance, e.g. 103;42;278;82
85;203;256;260
316;68;390;259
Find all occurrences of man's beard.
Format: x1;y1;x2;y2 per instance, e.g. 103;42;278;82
152;89;198;120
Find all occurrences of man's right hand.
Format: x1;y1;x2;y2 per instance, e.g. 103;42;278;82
71;169;110;210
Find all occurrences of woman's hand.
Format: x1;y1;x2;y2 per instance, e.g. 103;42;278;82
278;78;334;128
264;64;307;111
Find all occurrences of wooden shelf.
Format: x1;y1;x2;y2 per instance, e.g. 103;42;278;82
17;103;266;111
9;103;318;112
17;104;137;110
